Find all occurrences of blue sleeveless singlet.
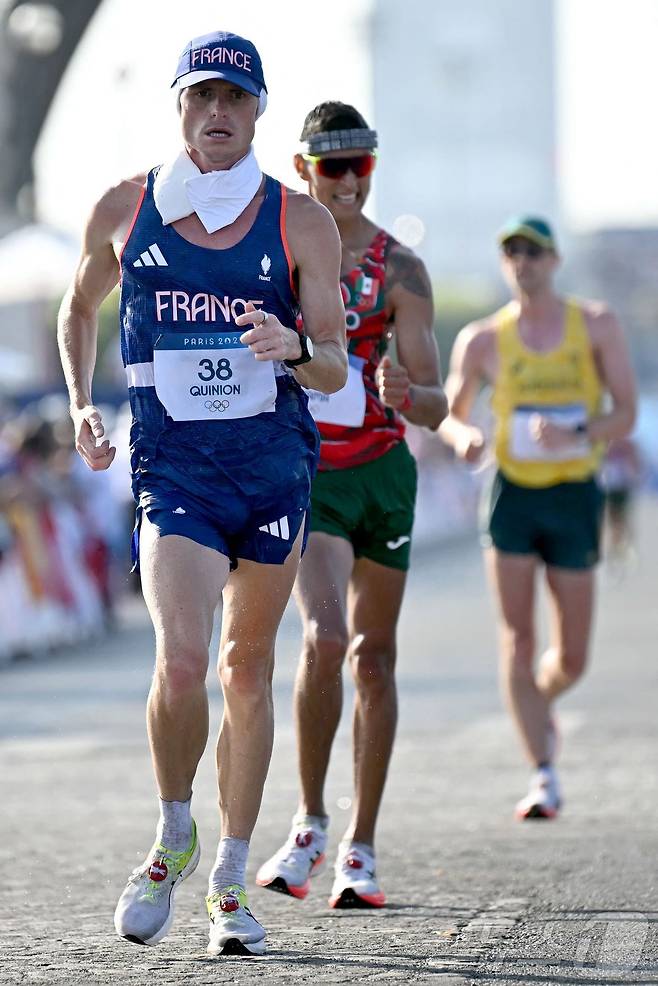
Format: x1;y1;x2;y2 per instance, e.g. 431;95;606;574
119;170;319;567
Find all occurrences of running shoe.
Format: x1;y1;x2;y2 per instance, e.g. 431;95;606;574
114;820;200;945
206;885;266;956
329;844;386;909
256;815;327;899
515;767;562;820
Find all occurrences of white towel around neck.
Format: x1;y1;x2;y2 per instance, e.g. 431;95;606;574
153;147;263;234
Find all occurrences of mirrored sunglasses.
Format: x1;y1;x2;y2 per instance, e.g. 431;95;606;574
303;153;377;180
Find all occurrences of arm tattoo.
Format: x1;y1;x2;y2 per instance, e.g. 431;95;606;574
387;249;432;299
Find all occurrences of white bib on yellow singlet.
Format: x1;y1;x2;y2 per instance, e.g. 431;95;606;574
306;355;366;427
510;403;591;462
153;332;276;422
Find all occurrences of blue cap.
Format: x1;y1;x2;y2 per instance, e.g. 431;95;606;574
172;31;267;98
497;215;557;251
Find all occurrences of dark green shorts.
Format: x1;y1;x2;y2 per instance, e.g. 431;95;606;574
310;441;417;571
482;470;604;570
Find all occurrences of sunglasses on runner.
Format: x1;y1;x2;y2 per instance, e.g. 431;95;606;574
501;239;547;259
303;153;377;179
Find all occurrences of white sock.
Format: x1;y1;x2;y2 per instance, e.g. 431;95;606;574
156;795;192;851
293;812;329;829
208;837;250;896
294;812;328;832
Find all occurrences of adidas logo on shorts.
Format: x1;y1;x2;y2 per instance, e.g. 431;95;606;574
258;516;289;539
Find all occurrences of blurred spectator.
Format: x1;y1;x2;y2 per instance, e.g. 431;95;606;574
0;397;129;661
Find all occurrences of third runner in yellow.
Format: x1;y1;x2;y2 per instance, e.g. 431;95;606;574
441;217;636;819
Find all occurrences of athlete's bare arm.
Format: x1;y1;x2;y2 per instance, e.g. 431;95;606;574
237;191;347;395
57;177;146;471
286;191;347;393
582;304;636;440
439;318;497;462
379;244;447;430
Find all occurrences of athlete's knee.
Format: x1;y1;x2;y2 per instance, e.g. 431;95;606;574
153;644;209;695
219;638;273;700
555;646;588;683
349;639;396;694
302;625;348;676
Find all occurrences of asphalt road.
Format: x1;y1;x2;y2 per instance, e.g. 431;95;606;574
1;498;656;985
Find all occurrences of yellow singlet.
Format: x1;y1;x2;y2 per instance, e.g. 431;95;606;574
491;298;603;488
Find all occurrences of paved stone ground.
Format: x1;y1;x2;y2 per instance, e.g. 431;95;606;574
1;499;656;984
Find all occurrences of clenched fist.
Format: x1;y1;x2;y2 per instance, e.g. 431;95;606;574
71;405;116;471
530;413;583;451
454;426;486;464
375;355;411;410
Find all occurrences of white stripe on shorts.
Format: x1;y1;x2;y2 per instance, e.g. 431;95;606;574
126;361;155;387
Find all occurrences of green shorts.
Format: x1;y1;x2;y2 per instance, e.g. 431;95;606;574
482;470;604;570
310;441;417;571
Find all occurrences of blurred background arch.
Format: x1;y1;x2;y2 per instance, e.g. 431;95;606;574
0;0;102;235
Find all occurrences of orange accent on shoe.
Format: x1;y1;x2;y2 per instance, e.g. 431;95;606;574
287;881;309;900
255;852;326;899
255;872;309;898
358;891;386;907
310;852;326;873
328;889;387;909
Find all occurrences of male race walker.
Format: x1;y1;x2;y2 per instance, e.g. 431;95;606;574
57;32;347;955
257;102;447;906
440;217;636;819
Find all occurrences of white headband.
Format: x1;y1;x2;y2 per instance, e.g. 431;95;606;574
302;128;378;154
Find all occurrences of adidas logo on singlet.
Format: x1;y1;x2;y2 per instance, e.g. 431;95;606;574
258;516;289;539
259;253;272;282
133;243;168;268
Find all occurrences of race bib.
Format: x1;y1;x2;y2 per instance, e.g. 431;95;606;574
510;404;591;461
153;332;276;422
306;355;366;427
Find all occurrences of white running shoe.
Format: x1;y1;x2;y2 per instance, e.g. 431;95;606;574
329;844;386;909
256;815;327;899
114;821;200;945
207;885;266;956
515;767;562;820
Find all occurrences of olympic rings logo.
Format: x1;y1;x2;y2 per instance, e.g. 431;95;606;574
204;400;230;412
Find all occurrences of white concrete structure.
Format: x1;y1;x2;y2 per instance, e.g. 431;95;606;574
370;0;558;290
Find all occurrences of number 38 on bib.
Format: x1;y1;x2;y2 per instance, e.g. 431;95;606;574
153;332;277;422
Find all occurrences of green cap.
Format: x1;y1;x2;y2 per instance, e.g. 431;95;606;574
497;215;557;251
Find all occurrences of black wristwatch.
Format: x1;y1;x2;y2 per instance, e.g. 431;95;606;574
284;334;314;368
